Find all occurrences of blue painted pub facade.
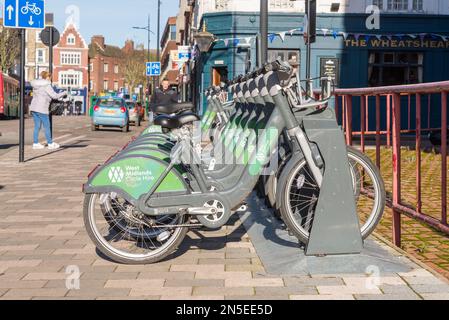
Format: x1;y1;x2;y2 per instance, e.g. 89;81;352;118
193;11;449;130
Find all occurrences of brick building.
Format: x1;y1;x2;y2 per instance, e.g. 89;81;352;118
52;24;89;89
160;17;179;86
88;36;135;95
24;28;50;83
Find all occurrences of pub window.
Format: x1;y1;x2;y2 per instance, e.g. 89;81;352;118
372;0;383;9
269;0;294;9
387;0;408;11
368;51;423;87
413;0;423;11
268;49;300;64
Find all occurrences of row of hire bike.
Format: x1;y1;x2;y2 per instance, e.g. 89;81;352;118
82;60;386;264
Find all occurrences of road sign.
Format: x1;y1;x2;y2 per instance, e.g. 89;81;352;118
178;52;191;60
178;46;191;61
146;62;161;77
3;0;45;29
40;26;60;46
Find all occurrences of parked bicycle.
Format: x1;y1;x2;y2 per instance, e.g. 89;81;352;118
83;60;386;264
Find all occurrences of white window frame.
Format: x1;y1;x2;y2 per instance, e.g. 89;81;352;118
372;0;384;9
114;64;119;74
104;63;109;73
412;0;423;11
269;0;294;10
104;80;109;91
58;70;83;88
36;48;46;64
114;81;119;91
387;0;409;11
60;51;82;65
67;33;76;45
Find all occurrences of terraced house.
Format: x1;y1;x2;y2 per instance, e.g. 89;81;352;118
160;17;179;87
23;24;50;82
88;36;130;95
53;24;89;90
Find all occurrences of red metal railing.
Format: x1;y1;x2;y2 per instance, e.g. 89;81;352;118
333;81;449;246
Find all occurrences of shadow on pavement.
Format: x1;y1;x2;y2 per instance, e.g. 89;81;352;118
95;128;139;133
239;193;413;275
89;195;298;265
92;215;252;264
25;140;90;163
0;144;19;150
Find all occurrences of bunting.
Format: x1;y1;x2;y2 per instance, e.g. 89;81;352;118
212;29;449;48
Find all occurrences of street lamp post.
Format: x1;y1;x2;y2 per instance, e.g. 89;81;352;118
260;0;268;64
157;0;161;88
133;15;155;116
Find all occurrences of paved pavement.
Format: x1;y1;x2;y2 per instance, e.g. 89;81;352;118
0;116;449;300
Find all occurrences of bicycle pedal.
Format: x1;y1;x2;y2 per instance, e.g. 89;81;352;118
236;204;248;212
208;158;216;171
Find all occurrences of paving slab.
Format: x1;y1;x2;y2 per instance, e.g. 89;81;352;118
1;117;449;300
240;194;415;276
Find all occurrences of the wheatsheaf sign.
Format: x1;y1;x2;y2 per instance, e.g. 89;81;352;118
344;39;449;49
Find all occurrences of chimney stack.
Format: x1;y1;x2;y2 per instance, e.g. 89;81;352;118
91;35;105;49
124;40;135;53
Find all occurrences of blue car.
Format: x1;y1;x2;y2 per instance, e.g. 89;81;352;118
91;97;129;132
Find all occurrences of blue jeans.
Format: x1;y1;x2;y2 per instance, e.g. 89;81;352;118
32;112;52;144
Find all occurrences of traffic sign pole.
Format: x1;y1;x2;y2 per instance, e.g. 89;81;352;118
4;0;46;163
49;26;54;137
19;29;26;163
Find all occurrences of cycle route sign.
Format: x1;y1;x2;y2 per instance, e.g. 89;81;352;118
3;0;45;29
146;62;161;77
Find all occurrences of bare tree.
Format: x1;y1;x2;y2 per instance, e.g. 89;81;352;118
0;27;20;73
124;46;154;93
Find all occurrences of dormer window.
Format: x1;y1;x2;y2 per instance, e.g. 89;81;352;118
67;34;76;45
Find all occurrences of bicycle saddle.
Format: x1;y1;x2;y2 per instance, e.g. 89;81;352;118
152;102;194;115
154;112;200;130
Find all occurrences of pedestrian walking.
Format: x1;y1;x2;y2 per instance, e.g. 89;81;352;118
29;71;67;150
150;79;178;106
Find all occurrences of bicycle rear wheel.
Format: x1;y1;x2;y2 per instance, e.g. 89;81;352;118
84;193;188;264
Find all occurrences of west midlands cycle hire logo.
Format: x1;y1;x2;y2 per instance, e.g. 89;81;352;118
108;167;124;183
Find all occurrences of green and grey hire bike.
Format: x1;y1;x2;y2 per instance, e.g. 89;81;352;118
82;60;386;264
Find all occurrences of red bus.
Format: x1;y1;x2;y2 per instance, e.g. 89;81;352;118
0;72;20;118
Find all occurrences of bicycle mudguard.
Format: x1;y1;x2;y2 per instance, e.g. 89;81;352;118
141;125;164;135
114;148;186;175
125;139;174;152
83;155;188;204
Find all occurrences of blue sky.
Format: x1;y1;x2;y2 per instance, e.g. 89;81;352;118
40;0;179;48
